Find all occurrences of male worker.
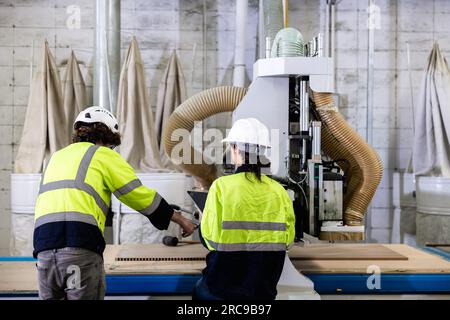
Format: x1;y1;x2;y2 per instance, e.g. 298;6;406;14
34;106;196;300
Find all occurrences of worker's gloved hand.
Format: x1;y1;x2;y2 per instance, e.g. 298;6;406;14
170;211;198;237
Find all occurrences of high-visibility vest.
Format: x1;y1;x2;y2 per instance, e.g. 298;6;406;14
200;172;295;252
35;142;163;235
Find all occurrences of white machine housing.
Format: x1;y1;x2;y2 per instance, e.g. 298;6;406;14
231;56;346;238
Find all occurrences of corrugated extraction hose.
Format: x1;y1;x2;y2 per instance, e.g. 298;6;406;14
163;86;248;187
312;91;383;226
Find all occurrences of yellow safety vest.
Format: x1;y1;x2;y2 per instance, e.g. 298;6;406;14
201;172;295;251
35;142;163;235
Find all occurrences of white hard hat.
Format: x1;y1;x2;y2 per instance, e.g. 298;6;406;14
222;118;272;150
74;106;119;133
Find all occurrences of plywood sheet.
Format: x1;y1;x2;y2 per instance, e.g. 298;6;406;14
114;243;208;261
0;261;37;293
112;243;407;262
289;244;408;261
293;244;450;274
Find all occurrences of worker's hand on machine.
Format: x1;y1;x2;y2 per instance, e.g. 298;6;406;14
170;211;198;237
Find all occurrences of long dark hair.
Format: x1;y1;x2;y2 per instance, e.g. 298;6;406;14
73;122;121;147
234;144;264;182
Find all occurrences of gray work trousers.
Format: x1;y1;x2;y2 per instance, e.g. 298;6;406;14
36;247;106;300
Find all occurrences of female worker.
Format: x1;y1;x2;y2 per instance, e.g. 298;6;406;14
34;106;196;300
193;118;296;300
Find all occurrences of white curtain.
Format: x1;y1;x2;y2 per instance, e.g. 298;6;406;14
15;41;69;173
413;43;450;177
116;37;163;171
154;50;187;169
62;51;87;141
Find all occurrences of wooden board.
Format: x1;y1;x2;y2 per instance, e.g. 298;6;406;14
113;243;407;262
105;244;205;275
0;261;38;293
293;244;450;274
289;244;408;261
114;243;208;261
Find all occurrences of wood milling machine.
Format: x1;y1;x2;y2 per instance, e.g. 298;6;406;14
166;33;383;243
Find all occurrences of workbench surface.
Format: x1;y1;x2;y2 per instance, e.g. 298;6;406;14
1;244;450;294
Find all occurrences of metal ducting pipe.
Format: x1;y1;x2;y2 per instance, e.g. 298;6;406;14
233;0;248;87
163;86;248;187
312;91;383;226
94;0;120;113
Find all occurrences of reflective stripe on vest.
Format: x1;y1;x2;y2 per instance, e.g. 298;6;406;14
222;221;286;231
38;145;109;217
205;239;287;252
113;179;142;198
35;211;98;228
112;181;162;217
140;193;162;216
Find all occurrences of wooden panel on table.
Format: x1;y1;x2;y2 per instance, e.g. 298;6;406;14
0;261;37;293
113;243;208;261
293;245;450;274
288;244;408;261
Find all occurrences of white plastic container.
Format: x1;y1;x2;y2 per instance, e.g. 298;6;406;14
111;173;193;244
11;174;41;214
416;176;450;215
10;173;41;256
416;176;450;246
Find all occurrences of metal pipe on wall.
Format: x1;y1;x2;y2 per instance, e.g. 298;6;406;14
366;0;376;234
367;0;375;147
330;0;336;91
94;0;120;113
324;0;330;57
233;0;248;87
323;1;336;87
202;0;207;90
107;0;120;114
258;0;264;59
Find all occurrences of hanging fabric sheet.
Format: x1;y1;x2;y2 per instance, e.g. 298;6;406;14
62;51;87;140
116;37;163;171
15;41;69;173
155;50;187;169
413;43;450;177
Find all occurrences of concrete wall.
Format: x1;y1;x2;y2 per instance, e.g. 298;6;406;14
0;0;449;253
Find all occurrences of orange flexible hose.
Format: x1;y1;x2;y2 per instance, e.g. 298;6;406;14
312;91;383;225
163;86;248;187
